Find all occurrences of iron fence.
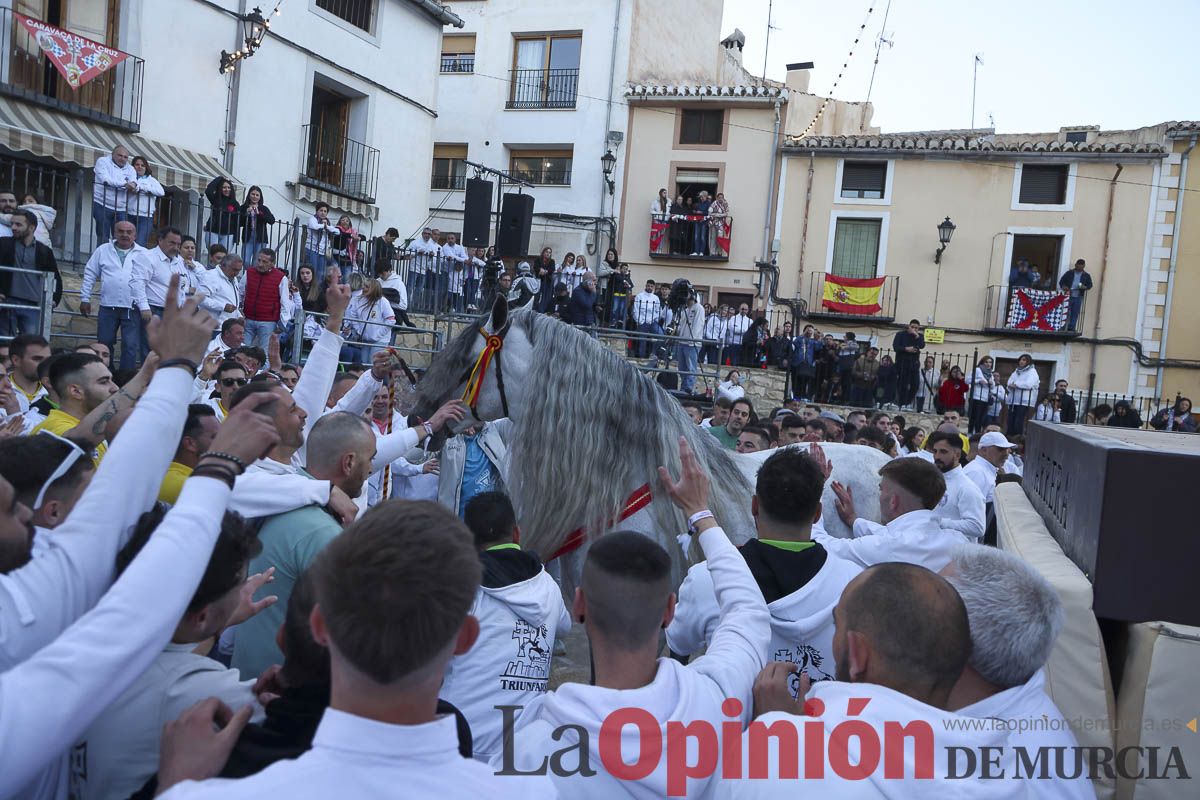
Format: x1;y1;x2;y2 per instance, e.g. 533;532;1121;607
440;54;474;74
506;68;579;110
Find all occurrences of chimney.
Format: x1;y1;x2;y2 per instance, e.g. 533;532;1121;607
786;61;814;94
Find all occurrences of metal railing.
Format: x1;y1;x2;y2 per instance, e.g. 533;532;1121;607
316;0;374;32
0;264;55;342
649;213;732;260
804;272;899;322
506;68;579;110
984;284;1085;336
440;54;474;73
430;173;467;190
505;168;571;187
290;308;442;368
300;123;380;203
0;8;144;131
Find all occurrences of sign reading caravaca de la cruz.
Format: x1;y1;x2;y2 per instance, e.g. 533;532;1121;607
16;14;129;90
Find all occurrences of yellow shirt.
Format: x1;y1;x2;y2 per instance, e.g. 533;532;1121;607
32;409;108;464
158;461;193;505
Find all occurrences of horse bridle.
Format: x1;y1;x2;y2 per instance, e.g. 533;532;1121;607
459;320;512;418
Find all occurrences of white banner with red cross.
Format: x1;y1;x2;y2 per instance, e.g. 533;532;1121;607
1006;288;1068;331
16;14;129;90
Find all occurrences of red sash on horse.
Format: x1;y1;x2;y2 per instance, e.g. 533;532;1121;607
548;483;653;561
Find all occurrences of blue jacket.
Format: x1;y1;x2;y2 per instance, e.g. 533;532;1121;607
567;285;597;325
1058;269;1093;295
790;335;820;367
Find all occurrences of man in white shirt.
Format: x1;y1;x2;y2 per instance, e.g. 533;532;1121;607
725;303;752;366
77;509;268;800
962;430;1015;505
91;145;137;244
943;546;1095;799
79;219;145;370
407;227;439;309
132;226;189;360
200;253;244;326
819;456;967;572
439;233;468;313
205;318;246;361
0;190;17;238
926;430;987;540
501;438;771;798
675;292;705;394
631;279;662;358
702;304;729;365
156;502;556;799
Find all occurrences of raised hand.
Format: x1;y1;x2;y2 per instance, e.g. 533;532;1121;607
428;399;468;433
831;480;857;528
807;442;833;481
146;275;216;364
267;334;282;372
224;567;278;628
371;349;394;382
658;435;711;518
323;275;351;333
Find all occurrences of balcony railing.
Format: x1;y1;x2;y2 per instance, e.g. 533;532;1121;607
300;123;380;204
506;68;579;110
431;173;467;190
983;285;1084;337
440;54;474;73
648;213;732;261
803;272;899;322
504;169;571;186
0;9;144;130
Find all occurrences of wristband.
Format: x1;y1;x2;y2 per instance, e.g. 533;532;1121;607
191;465;236;489
687;510;715;533
201;450;247;470
422;421;434;438
159;357;199;376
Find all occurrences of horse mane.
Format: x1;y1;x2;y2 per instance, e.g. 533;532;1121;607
505;311;754;559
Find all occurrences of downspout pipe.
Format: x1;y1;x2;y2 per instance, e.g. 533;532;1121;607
1157;135;1197;392
761;97;782;266
1086;164;1123;413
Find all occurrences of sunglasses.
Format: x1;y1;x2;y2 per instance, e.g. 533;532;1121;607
220;377;248;388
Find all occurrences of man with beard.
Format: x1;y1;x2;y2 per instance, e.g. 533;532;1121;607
925;430;986;541
709;397;752;449
31;353;120;463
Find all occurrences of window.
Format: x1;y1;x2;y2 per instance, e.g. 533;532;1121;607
431;145;468;190
674;168;720;203
509;34;581;109
678;110;724;146
510;149;572;185
831;218;882;278
315;0;375;33
441;34;475;73
840;161;887;199
1018;164;1069;205
1064;131;1088;144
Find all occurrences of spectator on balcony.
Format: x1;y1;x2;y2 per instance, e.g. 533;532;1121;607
690;190;712;256
1009;258;1040;289
631;279;661;358
708;192;730;258
651;188;669;220
18;193;56;249
610;262;633;328
304;202;339;275
332;214;364;284
200;253;244;327
669;194;689;255
1053;379;1077;423
1150;397;1195;432
876;353;898;408
239;185;276;267
1107;399;1143;429
1058;258;1093;332
439;233;468;313
724;303;751;366
675;291;705;394
407;227;439;309
127;156;164;246
1034;394;1062;423
1005;354;1041;437
968;356;997;435
0;210;62;337
91;145;137;244
341;278;395;363
851;346;881;407
80;220;144;370
240;249;291;351
532;246;556;312
938;366;970;417
204;176;241;253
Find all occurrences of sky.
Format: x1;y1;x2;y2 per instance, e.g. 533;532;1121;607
721;0;1200;134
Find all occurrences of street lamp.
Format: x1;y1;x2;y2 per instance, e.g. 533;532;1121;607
934;216;956;264
219;6;271;74
601;149;617;196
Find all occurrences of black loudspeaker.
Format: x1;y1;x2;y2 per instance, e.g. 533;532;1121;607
462;178;493;248
496;193;535;258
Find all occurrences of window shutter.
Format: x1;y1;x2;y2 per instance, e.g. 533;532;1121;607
1019;165;1068;204
441;34;476;55
433;144;468;159
679;110;724;145
841;162;887;196
831;218;882;279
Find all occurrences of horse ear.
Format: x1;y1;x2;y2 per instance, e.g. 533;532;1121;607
490;292;509;333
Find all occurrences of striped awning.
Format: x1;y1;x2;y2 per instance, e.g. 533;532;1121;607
0;97;223;193
293;181;379;221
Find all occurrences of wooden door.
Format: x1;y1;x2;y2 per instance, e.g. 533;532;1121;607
308;86;350;187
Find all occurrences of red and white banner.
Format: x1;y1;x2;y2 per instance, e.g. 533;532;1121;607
16;14;129;90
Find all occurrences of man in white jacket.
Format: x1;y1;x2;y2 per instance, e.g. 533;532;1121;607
79;219;146;370
668;446;861;689
631;280;662;358
499;438;771;798
962;431;1016;505
927;430;986;540
943;546;1096;800
440;492;570;763
819;456;967;572
91;145;136;244
724;562;1026;799
674;293;705;393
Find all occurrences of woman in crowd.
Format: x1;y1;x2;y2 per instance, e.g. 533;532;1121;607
741;315;769;368
304;203;339;274
1005;354;1041;436
1107;399;1144;429
375;258;411;327
899;426;926;456
178;235;205;298
1085;403;1113;426
717;369;745;403
915;355;939;413
558;253;577;294
987;380;1007;429
1035;394;1062;423
331;214;362;284
19;193;56;248
532;246;556;312
876;354;898;408
969;355;997;434
129;157;164;246
297;265;324;346
610;262;633;328
938;366;970;417
467;247;486;311
341;277;395;363
708;192;731;257
1150;396;1195;432
597;249;617;320
238;185;275;266
203;176;240;252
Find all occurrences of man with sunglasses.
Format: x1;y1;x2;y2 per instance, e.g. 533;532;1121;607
208;361;249;422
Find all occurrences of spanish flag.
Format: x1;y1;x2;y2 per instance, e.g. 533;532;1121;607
822;274;885;315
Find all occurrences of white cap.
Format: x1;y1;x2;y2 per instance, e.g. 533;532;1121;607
979;431;1016;449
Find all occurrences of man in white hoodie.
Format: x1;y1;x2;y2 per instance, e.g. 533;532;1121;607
674;293;705;394
440;492;570;764
820;456;966;572
499;437;771;798
725;562;1025;798
926;430;986;541
668;447;861;688
943;546;1096;799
